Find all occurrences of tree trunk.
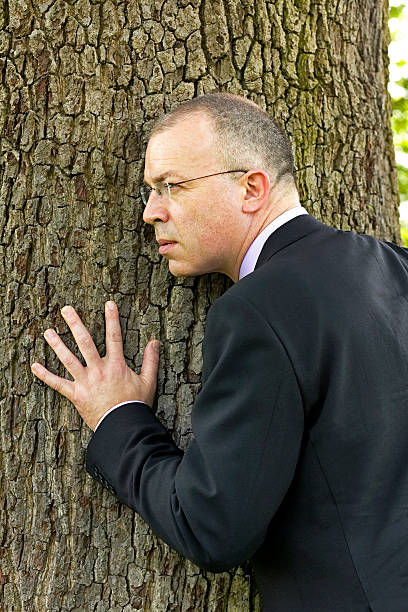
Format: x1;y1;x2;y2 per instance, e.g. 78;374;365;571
0;0;399;610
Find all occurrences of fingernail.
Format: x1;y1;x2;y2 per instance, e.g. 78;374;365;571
31;363;40;372
152;340;160;352
44;329;56;340
61;306;73;318
106;301;116;310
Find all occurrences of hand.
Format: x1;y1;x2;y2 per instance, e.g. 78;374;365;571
31;301;160;431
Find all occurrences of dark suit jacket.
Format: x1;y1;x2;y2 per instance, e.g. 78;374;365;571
86;215;408;611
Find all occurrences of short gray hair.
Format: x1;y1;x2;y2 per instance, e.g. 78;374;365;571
150;92;296;188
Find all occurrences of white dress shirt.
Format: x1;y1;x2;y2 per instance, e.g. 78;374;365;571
239;205;309;280
94;205;309;432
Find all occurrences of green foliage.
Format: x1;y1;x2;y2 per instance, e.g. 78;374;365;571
391;94;408;154
389;2;408;210
400;224;408;246
397;164;408;201
390;4;405;19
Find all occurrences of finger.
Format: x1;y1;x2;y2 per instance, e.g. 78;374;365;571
140;340;160;390
44;328;85;379
61;306;101;367
31;362;75;400
105;301;124;360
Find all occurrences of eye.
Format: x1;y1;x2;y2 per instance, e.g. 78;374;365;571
164;182;177;192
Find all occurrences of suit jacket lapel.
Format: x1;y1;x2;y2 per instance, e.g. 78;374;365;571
255;214;327;270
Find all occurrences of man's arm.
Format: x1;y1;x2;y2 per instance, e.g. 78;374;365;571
86;293;304;572
94;400;150;431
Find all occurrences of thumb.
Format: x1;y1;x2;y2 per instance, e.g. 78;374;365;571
140;340;160;389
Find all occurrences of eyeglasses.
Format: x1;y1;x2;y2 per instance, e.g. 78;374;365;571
140;169;248;206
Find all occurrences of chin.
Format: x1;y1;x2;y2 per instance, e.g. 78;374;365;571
168;261;196;277
168;260;209;277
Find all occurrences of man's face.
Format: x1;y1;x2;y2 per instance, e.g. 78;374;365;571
143;114;246;278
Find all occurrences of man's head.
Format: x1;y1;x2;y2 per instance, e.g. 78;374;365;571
143;93;299;281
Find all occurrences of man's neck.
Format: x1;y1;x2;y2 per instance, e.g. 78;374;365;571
231;191;302;282
236;205;308;281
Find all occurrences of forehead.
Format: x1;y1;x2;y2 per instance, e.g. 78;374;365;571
144;114;221;182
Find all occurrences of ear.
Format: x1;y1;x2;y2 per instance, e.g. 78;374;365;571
241;170;270;214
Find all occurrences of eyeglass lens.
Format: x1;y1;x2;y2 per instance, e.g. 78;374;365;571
141;183;171;205
140;185;151;205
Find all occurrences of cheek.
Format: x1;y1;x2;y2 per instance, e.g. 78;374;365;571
178;189;239;262
193;217;229;258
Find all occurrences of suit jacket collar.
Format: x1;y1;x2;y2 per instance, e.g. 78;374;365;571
255;214;326;270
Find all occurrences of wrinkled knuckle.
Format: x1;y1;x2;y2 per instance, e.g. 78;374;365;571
80;333;92;346
92;366;105;382
64;354;75;367
110;331;122;343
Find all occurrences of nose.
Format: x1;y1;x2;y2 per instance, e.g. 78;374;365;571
142;192;170;225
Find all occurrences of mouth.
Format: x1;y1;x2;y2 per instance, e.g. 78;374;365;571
157;239;177;255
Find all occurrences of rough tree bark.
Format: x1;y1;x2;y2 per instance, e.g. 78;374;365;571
0;0;400;610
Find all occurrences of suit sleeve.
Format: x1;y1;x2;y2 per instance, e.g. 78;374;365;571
85;293;304;572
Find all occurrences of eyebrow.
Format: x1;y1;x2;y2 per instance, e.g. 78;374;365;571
146;171;183;185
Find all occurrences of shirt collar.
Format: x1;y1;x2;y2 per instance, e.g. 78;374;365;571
239;206;309;280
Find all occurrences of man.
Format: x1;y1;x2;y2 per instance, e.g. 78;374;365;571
32;93;408;611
